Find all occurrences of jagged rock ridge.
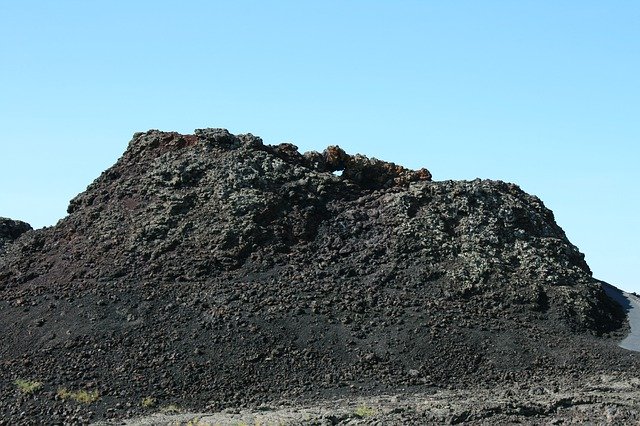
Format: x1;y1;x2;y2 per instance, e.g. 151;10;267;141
0;129;632;423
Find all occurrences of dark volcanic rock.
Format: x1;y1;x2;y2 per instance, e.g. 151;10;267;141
0;129;634;424
0;217;32;254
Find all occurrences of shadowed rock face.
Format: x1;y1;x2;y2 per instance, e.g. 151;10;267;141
0;129;631;423
0;218;32;254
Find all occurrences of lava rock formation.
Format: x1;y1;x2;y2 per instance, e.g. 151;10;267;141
0;129;633;424
0;218;31;255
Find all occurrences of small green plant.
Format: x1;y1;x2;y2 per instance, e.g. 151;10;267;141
56;388;70;399
14;379;43;394
160;403;182;414
57;387;100;404
141;396;156;408
354;405;376;418
75;389;100;404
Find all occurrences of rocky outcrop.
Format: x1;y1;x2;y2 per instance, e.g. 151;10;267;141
0;217;31;254
0;129;633;424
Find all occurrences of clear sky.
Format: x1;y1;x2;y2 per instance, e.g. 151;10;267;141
1;1;638;291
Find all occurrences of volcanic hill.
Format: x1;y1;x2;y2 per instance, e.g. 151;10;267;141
0;129;637;424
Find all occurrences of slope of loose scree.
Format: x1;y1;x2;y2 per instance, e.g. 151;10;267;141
0;129;634;424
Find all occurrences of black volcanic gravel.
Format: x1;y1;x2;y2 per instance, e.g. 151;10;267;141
0;128;637;424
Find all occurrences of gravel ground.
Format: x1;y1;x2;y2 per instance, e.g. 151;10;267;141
95;374;640;425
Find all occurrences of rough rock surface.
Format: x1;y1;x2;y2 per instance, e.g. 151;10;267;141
0;129;637;424
0;217;32;254
96;374;640;425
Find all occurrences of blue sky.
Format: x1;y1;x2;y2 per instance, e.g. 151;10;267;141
1;1;638;291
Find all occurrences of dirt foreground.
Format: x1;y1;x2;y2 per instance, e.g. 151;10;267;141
92;374;640;425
